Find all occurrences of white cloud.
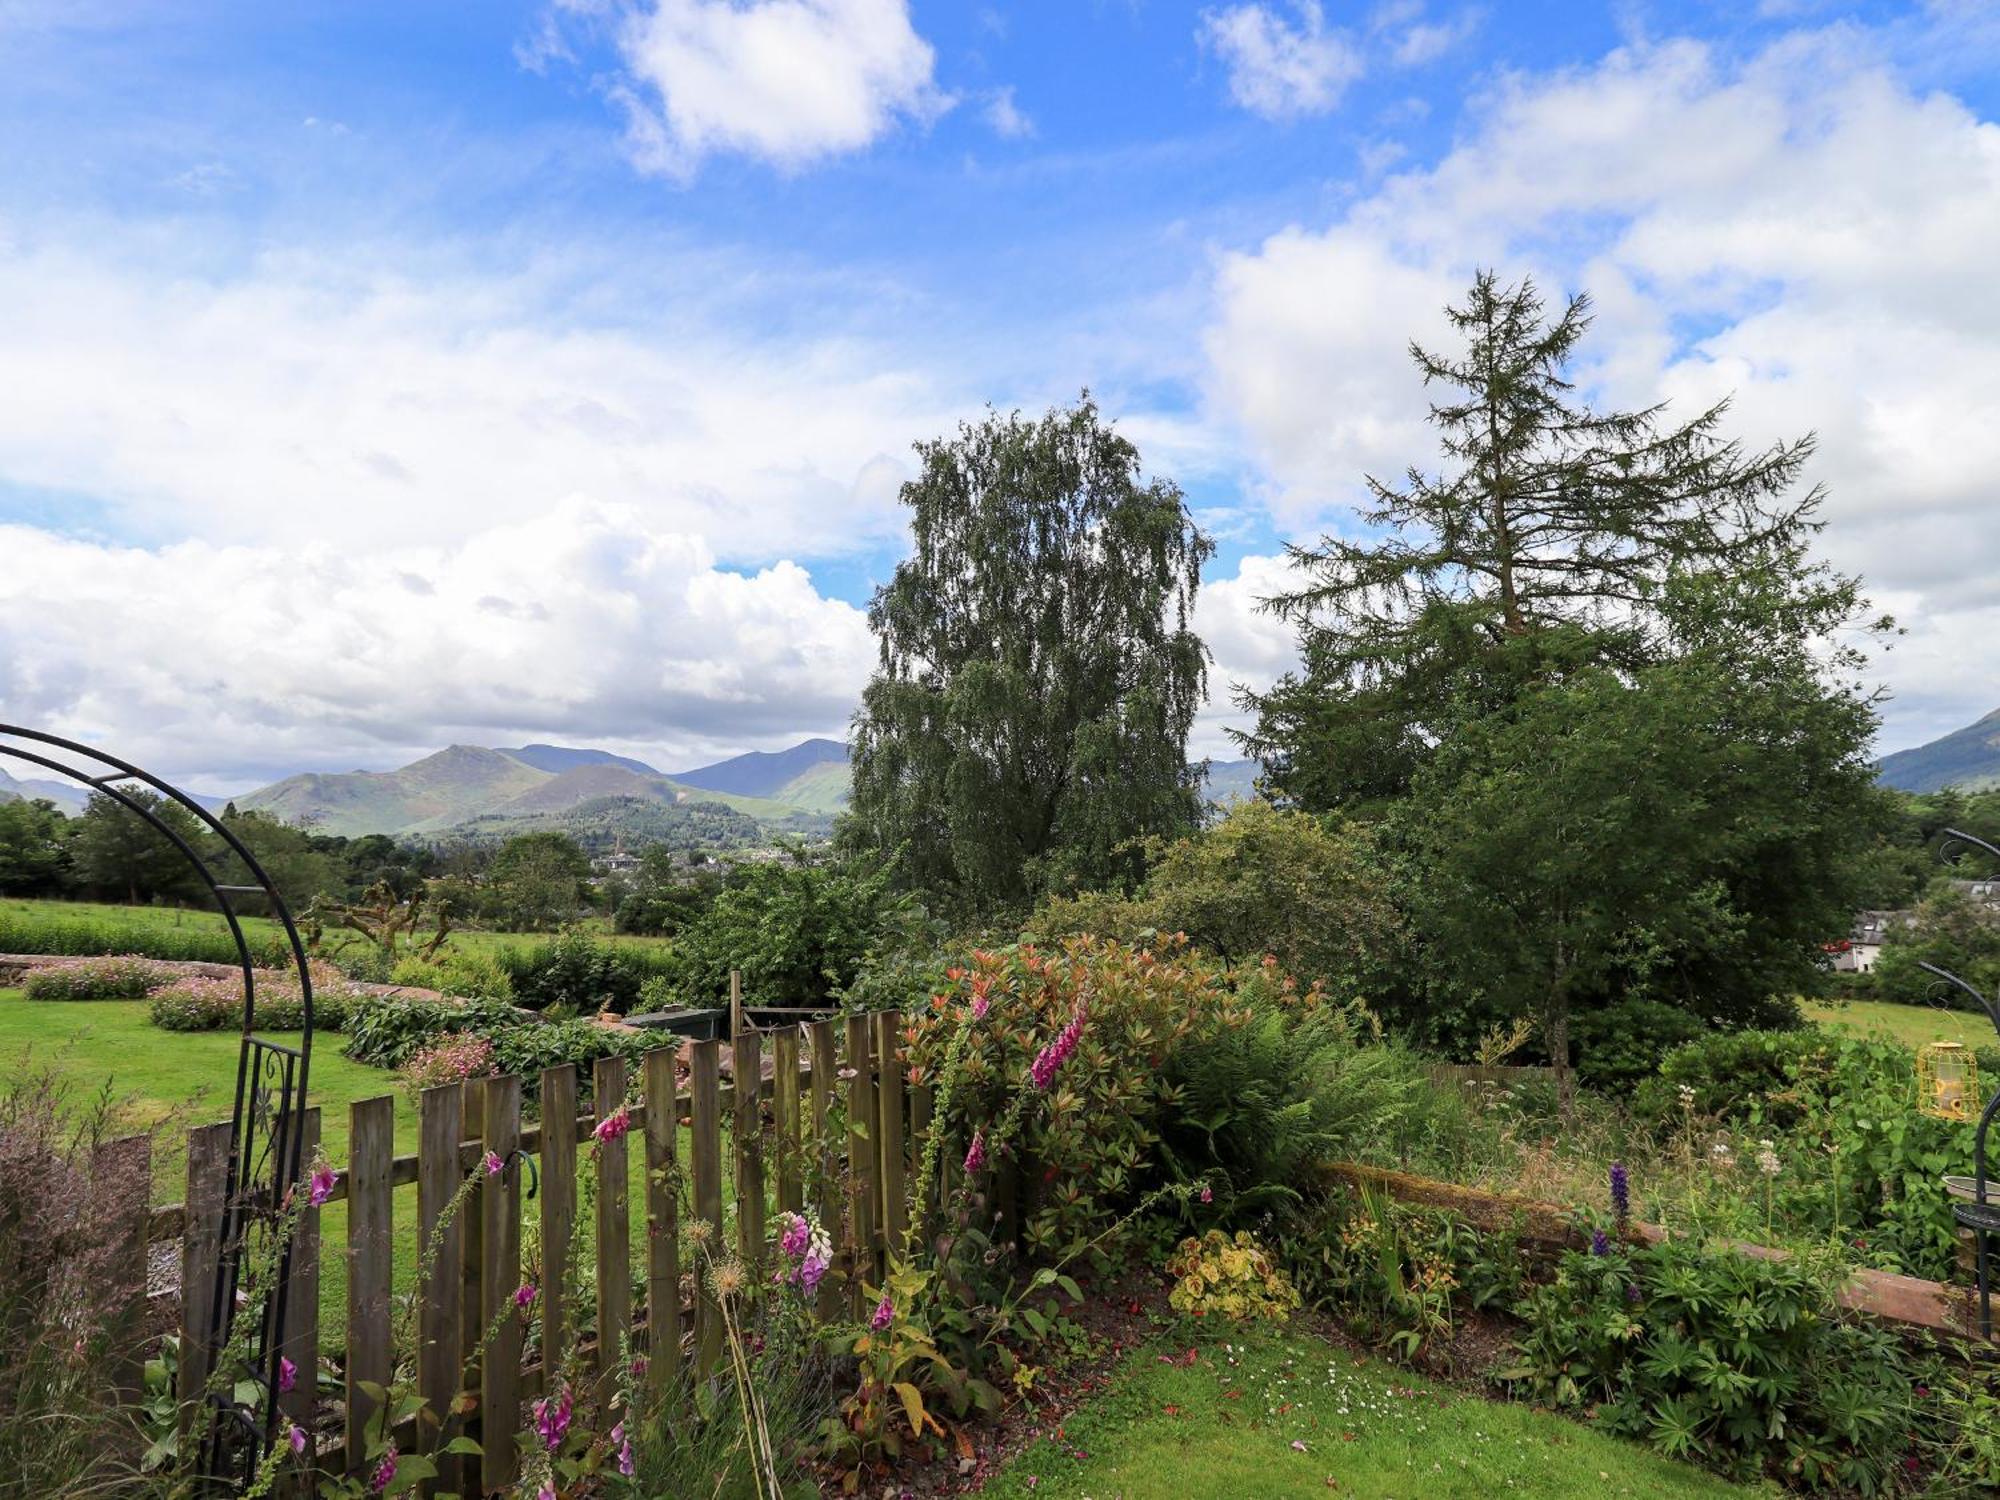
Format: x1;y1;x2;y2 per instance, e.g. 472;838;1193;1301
0;502;874;789
1190;551;1302;757
610;0;950;176
1202;28;2000;747
983;86;1034;140
0;235;957;564
1199;2;1363;120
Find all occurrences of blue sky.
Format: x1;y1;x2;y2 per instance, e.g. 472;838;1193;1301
0;1;1996;788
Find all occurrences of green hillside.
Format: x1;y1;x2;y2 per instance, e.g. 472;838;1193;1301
238;745;549;835
774;758;851;813
1877;708;2000;793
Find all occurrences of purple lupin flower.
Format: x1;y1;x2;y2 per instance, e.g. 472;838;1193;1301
1589;1228;1610;1257
1609;1162;1630;1229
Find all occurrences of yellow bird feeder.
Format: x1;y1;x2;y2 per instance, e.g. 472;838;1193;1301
1917;1041;1977;1122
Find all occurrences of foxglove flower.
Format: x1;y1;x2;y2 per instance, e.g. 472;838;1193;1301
963;1128;986;1175
370;1445;397;1493
279;1355;297;1394
534;1387;573;1451
613;1420;634;1477
593;1107;632;1144
307;1164;338;1207
483;1151;504;1176
871;1291;894;1331
515;1282;537;1310
288;1424;307;1456
1030;1003;1087;1090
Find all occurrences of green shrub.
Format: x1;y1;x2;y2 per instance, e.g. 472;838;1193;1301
1500;1235;1941;1492
147;977;240;1031
1568;998;1707;1094
343;994;519;1068
484;1020;651;1100
21;956;163;1000
389;949;513;1000
1633;1028;1834;1126
499;929;666;1015
1157;968;1420;1221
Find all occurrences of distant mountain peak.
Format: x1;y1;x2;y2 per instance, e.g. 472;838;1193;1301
1877;708;2000;794
672;738;850;800
503;743;660;778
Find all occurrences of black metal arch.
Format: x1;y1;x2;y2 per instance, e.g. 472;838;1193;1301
0;724;312;1486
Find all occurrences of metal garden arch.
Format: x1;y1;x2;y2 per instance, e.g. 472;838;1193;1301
0;723;312;1487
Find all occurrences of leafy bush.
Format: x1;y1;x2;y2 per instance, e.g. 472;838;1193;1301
0;1067;155;1496
498;929;667;1015
483;1018;649;1095
1164;1229;1300;1322
343;994;520;1068
21;955;163;1000
1157;966;1419;1220
1568;998;1708;1093
388;949;513;1000
147;977;240;1031
1501;1235;1938;1492
403;1033;498;1091
1633;1028;1833;1126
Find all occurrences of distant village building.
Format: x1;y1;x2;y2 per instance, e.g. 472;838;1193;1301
1832;909;1915;973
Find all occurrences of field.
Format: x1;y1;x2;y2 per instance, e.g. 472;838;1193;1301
0;894;671;966
1804;995;1997;1051
983;1329;1764;1499
0;986;698;1350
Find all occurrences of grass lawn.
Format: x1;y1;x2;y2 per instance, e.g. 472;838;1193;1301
1804;996;1997;1052
981;1330;1768;1499
0;988;710;1355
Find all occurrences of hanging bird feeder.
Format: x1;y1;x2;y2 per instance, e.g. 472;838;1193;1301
1918;1041;1977;1121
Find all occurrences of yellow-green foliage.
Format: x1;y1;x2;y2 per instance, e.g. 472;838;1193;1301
1165;1229;1300;1323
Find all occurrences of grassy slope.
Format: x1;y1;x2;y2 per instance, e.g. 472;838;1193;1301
772;759;851;814
983;1330;1764;1500
1804;996;1999;1052
0;988;704;1353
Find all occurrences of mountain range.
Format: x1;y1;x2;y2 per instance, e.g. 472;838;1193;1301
1876;708;2000;794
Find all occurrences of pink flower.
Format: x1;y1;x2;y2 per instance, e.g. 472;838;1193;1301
514;1282;537;1310
533;1387;573;1451
963;1128;986;1175
778;1212;810;1259
971;995;990;1021
593;1107;631;1144
370;1444;397;1493
612;1420;634;1477
288;1423;307;1456
1199;1184;1213;1204
870;1291;894;1331
799;1247;829;1294
279;1354;297;1393
307;1164;338;1207
1029;1003;1087;1090
629;1356;648;1379
483;1151;503;1176
538;1486;556;1500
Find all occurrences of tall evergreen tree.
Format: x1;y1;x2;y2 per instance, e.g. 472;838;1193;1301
843;394;1212;915
1242;271;1846;811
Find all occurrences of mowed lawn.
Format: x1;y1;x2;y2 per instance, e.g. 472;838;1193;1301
1804;995;1997;1051
983;1330;1768;1499
0;988;709;1353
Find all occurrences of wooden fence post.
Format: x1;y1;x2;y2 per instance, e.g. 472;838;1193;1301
278;1109;320;1439
481;1074;523;1494
458;1079;486;1398
416;1084;463;1484
808;1021;839;1322
593;1055;632;1412
539;1064;579;1388
772;1026;802;1216
734;1026;765;1269
689;1039;723;1378
345;1096;395;1464
845;1015;876;1312
642;1045;681;1396
178;1122;232;1420
874;1011;907;1262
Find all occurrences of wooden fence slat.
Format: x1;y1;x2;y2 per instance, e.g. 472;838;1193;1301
97;1134;150;1404
772;1027;802;1216
178;1122;232;1416
594;1055;632;1411
539;1064;578;1387
874;1011;907;1261
734;1027;766;1268
481;1073;523;1494
846;1015;877;1312
416;1085;462;1484
345;1096;395;1463
278;1109;320;1437
458;1079;486;1397
689;1039;724;1378
808;1021;838;1322
642;1046;681;1395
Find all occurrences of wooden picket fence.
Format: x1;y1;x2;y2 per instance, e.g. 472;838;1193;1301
139;1012;938;1492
